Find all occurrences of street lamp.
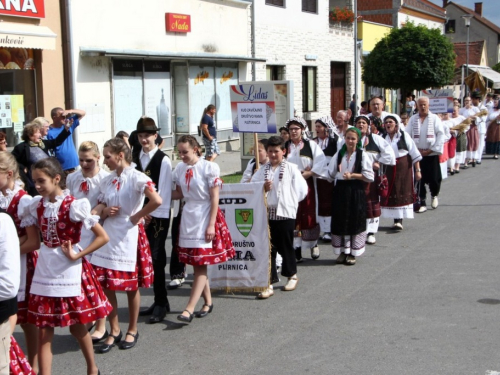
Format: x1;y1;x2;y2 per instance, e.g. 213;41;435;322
462;14;473;96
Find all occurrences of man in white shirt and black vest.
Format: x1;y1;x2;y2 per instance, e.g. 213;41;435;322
135;117;173;324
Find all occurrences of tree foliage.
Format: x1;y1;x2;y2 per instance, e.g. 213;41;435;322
362;22;456;91
493;62;500;73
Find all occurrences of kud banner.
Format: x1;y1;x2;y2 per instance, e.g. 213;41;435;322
208;182;270;292
421;89;454;114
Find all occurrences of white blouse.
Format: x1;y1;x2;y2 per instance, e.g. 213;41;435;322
327;150;374;182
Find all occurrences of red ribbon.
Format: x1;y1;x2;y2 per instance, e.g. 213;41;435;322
112;178;121;191
79;180;89;195
185;169;193;192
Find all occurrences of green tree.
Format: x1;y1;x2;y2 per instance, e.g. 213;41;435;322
362;22;456;93
493;62;500;73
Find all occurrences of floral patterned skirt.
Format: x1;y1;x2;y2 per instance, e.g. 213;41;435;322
178;208;235;266
9;336;35;375
17;251;38;325
27;258;112;328
94;223;154;291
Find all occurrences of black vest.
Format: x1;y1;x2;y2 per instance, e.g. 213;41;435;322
134;149;168;206
364;133;381;154
396;130;408;151
337;149;363;174
286;139;313;159
313;135;339;157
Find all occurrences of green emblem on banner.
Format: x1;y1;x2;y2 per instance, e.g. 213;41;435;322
235;209;253;238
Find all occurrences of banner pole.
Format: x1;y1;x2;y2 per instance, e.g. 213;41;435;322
253;133;260;170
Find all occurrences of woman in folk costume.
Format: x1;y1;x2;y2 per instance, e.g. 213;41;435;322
313;116;338;242
442;108;461;175
459;96;480;168
452;105;467;173
437;113;451;180
66;141;110;344
24;158;111;375
327;127;374;265
379;115;422;230
91;138;160;353
485;96;500;159
0;152;40;372
172;135;234;323
354;115;395;244
285;117;327;261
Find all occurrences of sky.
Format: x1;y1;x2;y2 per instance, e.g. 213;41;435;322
428;0;500;25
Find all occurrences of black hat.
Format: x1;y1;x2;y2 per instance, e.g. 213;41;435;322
136;116;160;133
471;91;482;99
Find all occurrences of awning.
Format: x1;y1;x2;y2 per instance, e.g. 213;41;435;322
467;65;500;89
0;22;57;50
80;47;266;63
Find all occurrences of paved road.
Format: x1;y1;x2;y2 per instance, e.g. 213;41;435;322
15;157;500;375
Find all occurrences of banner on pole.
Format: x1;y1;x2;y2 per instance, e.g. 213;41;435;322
422;89;454;114
208;182;270;292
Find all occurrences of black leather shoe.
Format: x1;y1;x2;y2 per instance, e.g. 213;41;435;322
177;310;193;323
91;330;109;344
96;331;122;354
195;304;213;318
139;303;155;316
147;305;167;324
119;332;139;350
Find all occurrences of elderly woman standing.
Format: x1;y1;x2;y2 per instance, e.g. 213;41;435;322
11;122;71;196
354;115;395;244
380;115;422;230
327;127;374;265
313;116;338;242
285;117;326;262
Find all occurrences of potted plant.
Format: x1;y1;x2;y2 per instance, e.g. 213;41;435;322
329;6;355;24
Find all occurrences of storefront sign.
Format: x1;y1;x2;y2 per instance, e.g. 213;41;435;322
0;0;45;19
165;13;191;33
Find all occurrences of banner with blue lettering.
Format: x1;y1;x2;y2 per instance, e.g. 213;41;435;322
230;83;277;133
208;182;270;292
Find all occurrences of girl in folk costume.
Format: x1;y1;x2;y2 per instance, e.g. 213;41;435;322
451;105;467;173
313;116;338;242
379;116;422;230
442;107;461;175
458;97;479;168
327;127;374;265
66;141;110;344
23;158;111;375
91;138;160;353
354;115;395;244
0;153;39;373
173;135;235;323
485;97;500;159
285;117;327;261
437;113;451;180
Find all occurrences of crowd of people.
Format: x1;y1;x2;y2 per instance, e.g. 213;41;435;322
0;91;499;374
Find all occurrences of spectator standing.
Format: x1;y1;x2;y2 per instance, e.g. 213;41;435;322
200;105;219;161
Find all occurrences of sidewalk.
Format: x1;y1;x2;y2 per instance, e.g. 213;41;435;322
171;149;243;176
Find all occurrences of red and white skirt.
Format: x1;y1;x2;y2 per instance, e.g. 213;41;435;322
178;208;235;266
27;258;112;328
9;336;35;375
17;251;38;325
94;223;154;291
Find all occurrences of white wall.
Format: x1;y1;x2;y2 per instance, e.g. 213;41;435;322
397;13;444;33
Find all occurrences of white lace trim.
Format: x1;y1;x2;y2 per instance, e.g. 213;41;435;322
42;189;70;218
83;215;100;230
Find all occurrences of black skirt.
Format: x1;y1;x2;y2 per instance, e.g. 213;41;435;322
331;179;367;236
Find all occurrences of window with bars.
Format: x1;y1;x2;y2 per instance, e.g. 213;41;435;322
302;0;317;13
302;66;317;112
266;0;285;7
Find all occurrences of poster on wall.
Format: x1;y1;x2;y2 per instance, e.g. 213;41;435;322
230;83;276;134
0;95;12;129
144;61;172;136
174;65;189;133
113;76;143;134
422;89;454;114
189;66;215;134
10;95;24;132
215;66;238;131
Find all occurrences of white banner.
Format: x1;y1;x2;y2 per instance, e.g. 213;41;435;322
208;182;270;291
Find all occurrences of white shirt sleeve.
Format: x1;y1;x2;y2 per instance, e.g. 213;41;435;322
150;156;172;218
70;198;100;230
373;134;396;166
240;159;256;183
361;152;375;182
0;213;20;301
430;116;445;154
292;164;308;202
404;132;423;164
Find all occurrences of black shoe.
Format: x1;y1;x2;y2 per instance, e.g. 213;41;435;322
177;310;193;323
472;161;476;167
96;331;122;354
139;303;155;316
91;330;109;344
295;247;303;263
450;170;455;176
147;305;167;324
195;304;213;318
119;332;139;350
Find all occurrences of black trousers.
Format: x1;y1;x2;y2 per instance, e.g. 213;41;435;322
419;155;442;201
145;217;170;307
269;219;296;283
169;213;186;280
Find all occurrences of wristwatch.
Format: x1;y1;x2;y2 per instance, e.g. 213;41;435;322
415;169;421;172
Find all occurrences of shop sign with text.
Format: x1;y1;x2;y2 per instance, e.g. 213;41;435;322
165;13;191;33
0;0;45;19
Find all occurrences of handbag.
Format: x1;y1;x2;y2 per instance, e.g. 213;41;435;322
376;165;389;202
413;180;421;212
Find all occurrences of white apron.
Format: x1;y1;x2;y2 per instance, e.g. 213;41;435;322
179;199;212;249
17;254;28;302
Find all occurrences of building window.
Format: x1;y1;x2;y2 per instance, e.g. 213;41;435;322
302;0;317;13
302;66;317;112
445;19;455;34
266;0;285;7
266;65;285;80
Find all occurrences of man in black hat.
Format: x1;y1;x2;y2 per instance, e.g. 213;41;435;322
134;117;172;323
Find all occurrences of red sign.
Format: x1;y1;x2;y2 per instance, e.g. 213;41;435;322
165;13;191;33
0;0;45;19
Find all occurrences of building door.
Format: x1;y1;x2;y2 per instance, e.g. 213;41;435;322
331;62;346;118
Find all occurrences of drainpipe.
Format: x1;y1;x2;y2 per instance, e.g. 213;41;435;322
353;0;358;110
251;0;256;81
